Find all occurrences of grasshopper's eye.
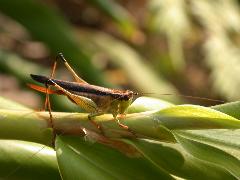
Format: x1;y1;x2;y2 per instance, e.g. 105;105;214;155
128;90;137;97
133;92;138;96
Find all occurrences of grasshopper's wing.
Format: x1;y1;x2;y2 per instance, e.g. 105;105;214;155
50;80;98;112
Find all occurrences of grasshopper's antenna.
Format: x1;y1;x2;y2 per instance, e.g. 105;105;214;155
137;92;224;103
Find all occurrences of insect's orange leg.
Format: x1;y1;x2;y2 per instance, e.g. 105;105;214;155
45;83;56;147
116;116;137;137
43;58;57;110
88;112;104;134
44;58;58;147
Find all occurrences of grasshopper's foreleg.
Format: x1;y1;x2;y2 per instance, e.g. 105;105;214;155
116;117;129;130
115;115;137;137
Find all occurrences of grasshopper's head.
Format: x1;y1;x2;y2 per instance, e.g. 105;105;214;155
118;90;138;114
110;90;138;116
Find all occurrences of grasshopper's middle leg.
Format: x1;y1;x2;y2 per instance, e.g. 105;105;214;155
43;59;58;147
44;83;56;147
88;111;105;133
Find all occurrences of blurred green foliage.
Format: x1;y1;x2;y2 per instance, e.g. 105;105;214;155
1;0;240;108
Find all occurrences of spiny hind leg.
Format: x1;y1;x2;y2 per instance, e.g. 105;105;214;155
56;53;88;84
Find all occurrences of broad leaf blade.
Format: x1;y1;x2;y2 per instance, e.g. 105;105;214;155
127;96;174;114
212;101;240;119
154;105;240;130
56;136;174;180
124;139;236;180
0;140;60;180
175;130;240;158
174;133;240;179
0;96;29;110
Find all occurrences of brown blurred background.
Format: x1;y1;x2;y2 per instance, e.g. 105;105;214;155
1;0;240;111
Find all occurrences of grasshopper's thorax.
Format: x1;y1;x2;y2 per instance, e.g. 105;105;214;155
110;90;136;117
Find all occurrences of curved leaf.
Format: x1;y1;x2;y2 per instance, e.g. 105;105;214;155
0;96;29;110
0;109;53;145
174;133;240;179
175;130;240;161
127;96;174;114
56;136;174;180
124;139;236;179
153;105;240;129
212;101;240;119
0;140;60;180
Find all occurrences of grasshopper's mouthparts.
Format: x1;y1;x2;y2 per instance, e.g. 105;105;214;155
30;74;54;85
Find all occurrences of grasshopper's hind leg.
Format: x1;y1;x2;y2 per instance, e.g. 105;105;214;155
57;53;88;84
48;79;104;134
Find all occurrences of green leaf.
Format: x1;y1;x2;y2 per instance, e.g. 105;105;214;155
175;130;240;163
124;139;236;179
0;96;29;110
174;133;240;179
127;96;174;114
0;140;60;180
153;104;240;129
212;101;240;119
55;136;174;180
0;109;53;145
123;139;185;175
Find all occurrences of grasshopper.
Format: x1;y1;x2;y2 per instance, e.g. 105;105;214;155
29;53;138;133
29;53;223;134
